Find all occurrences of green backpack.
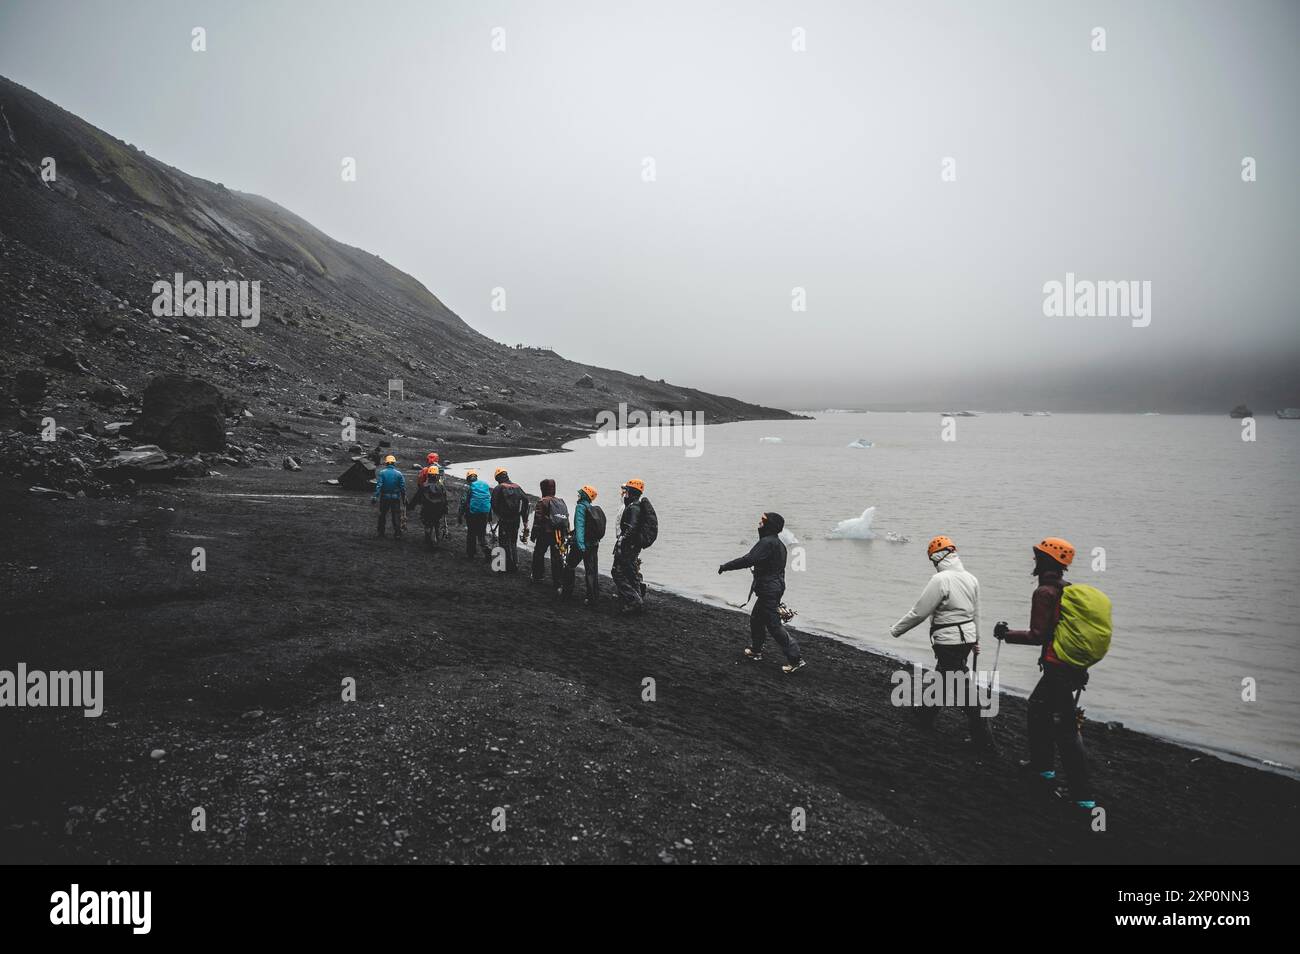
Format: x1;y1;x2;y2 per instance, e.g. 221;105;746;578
1052;583;1113;669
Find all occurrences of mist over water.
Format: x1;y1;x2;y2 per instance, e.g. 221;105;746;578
465;412;1300;767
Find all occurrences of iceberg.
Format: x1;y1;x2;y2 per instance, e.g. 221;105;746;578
758;436;783;443
847;438;874;448
827;506;876;540
778;528;799;546
885;530;910;544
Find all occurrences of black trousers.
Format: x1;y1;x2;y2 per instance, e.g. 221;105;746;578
465;512;490;560
917;643;991;742
377;499;402;535
1028;663;1091;799
750;590;799;662
611;543;643;606
496;519;520;572
562;544;599;600
532;533;562;587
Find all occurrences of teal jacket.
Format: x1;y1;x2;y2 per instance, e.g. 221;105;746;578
373;464;406;501
574;489;592;551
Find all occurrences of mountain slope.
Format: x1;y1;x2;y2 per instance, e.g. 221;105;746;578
0;75;795;471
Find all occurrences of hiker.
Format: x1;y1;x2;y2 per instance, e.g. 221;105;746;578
562;485;605;604
612;478;657;614
890;536;992;749
417;453;440;487
371;454;406;538
529;479;568;589
407;463;449;547
718;512;804;673
456;469;493;563
994;537;1111;813
490;468;529;573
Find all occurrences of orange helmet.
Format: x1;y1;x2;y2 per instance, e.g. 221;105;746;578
927;535;956;558
465;469;478;480
580;484;598;501
426;465;439;476
622;478;645;493
494;467;508;479
427;453;439;464
384;454;397;465
1033;537;1075;567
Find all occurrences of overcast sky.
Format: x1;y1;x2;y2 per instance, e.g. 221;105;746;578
2;0;1297;410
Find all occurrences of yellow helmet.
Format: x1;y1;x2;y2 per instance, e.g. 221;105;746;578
384;454;397;465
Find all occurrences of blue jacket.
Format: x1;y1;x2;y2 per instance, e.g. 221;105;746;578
574;491;592;551
373;464;406;501
460;478;492;515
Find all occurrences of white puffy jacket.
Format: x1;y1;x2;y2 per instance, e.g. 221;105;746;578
890;552;980;646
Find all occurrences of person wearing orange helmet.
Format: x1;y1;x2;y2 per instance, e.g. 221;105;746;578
993;537;1095;811
407;462;449;547
370;454;406;538
489;468;529;574
417;452;440;488
529;479;569;590
890;535;992;749
562;485;606;604
612;478;655;614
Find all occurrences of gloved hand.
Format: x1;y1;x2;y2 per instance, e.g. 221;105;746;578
717;565;725;574
994;621;1009;641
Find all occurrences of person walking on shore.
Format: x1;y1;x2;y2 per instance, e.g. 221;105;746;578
718;511;804;673
994;537;1111;813
417;452;440;487
890;536;993;749
530;479;568;590
457;469;493;563
407;463;449;547
612;478;656;614
371;454;406;538
490;468;529;574
562;485;605;604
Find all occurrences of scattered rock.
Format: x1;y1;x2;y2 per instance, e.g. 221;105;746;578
283;456;301;471
575;373;595;389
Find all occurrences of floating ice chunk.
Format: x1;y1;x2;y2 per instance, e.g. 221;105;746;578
827;506;876;540
778;528;799;546
758;436;783;443
885;530;910;544
847;438;873;448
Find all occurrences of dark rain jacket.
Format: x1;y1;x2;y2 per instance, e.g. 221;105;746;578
719;512;788;601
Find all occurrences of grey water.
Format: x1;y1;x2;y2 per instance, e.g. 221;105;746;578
462;412;1300;769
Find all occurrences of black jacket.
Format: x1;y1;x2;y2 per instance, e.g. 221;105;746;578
720;512;787;597
618;491;643;548
491;480;529;526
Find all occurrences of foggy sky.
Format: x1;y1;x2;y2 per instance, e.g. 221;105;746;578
2;0;1297;412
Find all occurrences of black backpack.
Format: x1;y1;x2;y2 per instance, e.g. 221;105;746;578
548;498;570;532
638;497;658;548
586;504;606;543
497;481;525;516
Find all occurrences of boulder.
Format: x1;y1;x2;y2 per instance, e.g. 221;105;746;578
13;369;47;404
575;373;595;389
337;458;376;491
43;348;90;375
127;374;228;453
283;456;301;471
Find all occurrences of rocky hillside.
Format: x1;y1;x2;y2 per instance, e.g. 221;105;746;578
0;75;795;492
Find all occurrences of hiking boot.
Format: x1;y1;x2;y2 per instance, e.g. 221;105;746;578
744;648;763;661
782;659;806;674
620;604;643;616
